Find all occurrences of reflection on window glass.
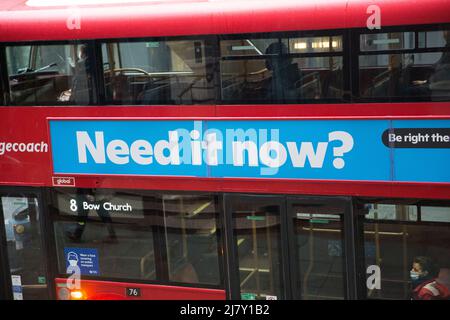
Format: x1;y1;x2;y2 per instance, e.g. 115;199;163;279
364;204;417;221
51;189;223;286
102;40;215;104
220;39;278;57
220;37;343;103
6;44;96;105
6;46;31;76
232;200;283;300
421;206;450;223
359;52;450;100
293;203;346;300
162;194;221;285
52;189;157;281
360;32;415;51
1;195;49;300
362;202;450;300
419;30;450;48
292;56;343;99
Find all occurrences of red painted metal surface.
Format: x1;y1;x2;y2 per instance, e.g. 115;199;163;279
1;1;450;199
0;0;449;42
55;278;226;300
1;104;450;199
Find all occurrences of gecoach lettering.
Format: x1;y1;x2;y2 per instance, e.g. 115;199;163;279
0;141;48;156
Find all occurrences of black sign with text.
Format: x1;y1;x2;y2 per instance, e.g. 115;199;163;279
382;128;450;148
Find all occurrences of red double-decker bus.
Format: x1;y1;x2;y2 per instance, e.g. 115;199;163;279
1;0;450;300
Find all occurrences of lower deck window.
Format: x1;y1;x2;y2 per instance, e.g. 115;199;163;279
360;201;450;300
50;189;222;286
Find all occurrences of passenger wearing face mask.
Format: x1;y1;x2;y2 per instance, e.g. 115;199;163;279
411;256;450;300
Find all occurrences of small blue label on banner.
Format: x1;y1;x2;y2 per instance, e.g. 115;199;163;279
64;247;99;276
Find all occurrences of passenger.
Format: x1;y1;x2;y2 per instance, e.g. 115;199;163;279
264;42;301;101
410;256;450;300
370;54;429;99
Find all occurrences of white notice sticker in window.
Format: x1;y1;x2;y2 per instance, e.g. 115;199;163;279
11;275;23;300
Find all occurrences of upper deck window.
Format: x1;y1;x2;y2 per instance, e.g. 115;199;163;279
102;40;215;105
220;35;344;103
360;32;415;51
5;43;97;106
358;28;450;101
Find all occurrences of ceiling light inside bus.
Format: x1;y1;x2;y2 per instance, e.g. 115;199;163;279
293;42;307;50
372;38;400;45
231;46;256;51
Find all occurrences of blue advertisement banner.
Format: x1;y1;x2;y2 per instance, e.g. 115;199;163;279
49;119;450;183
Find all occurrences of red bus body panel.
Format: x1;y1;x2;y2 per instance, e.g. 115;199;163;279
1;0;450;302
55;278;226;300
1;103;450;199
0;0;450;42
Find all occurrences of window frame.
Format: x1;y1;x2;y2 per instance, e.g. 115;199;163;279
1;40;103;107
99;35;219;106
0;23;449;106
47;187;226;290
218;29;348;105
353;23;450;103
354;197;450;300
0;186;56;300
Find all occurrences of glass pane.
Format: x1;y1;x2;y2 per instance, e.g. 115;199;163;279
421;206;450;223
291;56;343;100
359;52;450;100
52;189;156;281
364;203;418;221
220;58;272;102
292;201;346;300
289;36;342;53
360;32;415;51
6;46;31;75
232;199;283;300
6;43;96;105
364;221;450;300
418;30;450;48
1;195;49;300
221;56;343;102
162;194;221;285
102;40;215;104
220;38;279;57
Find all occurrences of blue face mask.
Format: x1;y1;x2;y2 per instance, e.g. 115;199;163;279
410;271;421;280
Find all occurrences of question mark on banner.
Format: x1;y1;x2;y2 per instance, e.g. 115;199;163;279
328;131;354;169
